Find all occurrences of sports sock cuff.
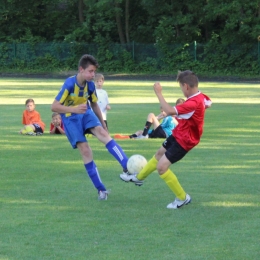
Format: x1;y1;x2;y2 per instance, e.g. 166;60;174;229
159;169;171;180
136;155;158;180
105;139;115;149
106;139;128;169
151;155;158;163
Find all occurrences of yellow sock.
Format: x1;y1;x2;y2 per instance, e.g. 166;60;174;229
160;169;186;200
137;156;158;180
25;126;34;133
21;129;27;134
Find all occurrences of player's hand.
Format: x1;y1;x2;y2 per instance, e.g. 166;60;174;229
153;82;162;95
161;111;167;117
74;104;87;114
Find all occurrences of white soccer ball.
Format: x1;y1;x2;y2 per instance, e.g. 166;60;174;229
127;154;147;174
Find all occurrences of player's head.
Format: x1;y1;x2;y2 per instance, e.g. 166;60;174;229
78;54;99;81
52;112;61;124
176;70;199;97
95;73;104;82
95;73;105;88
176;98;185;105
25;98;35;112
78;54;99;69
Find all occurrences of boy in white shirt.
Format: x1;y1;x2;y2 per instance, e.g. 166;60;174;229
95;73;111;129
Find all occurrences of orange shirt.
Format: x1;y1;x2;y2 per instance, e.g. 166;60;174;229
22;110;45;130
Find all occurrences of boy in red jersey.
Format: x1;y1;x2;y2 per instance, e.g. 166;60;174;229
19;98;45;135
120;70;212;209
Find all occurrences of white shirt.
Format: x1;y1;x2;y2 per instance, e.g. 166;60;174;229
96;88;109;120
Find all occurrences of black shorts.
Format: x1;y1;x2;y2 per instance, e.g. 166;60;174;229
33;124;43;134
162;135;188;164
148;125;166;138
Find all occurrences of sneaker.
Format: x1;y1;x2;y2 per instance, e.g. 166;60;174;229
166;194;191;209
119;172;144;186
136;135;148;139
114;134;130;139
98;190;110;200
26;132;36;136
36;132;43;136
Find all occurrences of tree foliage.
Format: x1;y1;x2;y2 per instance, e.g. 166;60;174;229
0;0;260;76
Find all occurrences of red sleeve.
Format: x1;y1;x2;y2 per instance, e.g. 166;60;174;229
203;93;212;108
174;99;198;118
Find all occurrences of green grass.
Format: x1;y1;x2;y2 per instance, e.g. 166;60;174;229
0;77;259;260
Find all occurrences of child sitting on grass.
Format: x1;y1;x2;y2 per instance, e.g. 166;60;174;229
114;98;185;140
19;98;45;136
49;112;65;134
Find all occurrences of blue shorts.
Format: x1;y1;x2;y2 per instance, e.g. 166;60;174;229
62;109;102;149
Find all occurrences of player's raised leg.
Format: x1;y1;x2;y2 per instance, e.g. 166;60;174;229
91;126;129;171
120;145;165;184
119;155;158;185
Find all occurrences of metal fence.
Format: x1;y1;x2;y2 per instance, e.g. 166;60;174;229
0;41;259;71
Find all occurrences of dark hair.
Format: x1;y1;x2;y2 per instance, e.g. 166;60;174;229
25;98;35;105
78;54;99;69
176;70;198;88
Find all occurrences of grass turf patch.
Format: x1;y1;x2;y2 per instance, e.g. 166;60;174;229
0;77;259;259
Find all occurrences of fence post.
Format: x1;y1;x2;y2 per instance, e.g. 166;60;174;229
194;41;197;61
13;42;16;59
132;41;135;60
258;36;260;63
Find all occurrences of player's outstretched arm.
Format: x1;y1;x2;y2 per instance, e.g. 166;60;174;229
153;82;176;116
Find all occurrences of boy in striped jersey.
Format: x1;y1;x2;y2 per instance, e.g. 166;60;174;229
51;54;128;201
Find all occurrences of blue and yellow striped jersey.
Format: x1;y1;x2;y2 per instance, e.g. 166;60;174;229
55;75;98;116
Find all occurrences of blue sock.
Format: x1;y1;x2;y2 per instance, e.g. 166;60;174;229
85;161;106;191
106;139;128;170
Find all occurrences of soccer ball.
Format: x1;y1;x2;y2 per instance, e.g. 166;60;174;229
127;154;147;174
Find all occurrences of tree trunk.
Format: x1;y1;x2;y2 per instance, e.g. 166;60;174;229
125;0;130;43
78;0;84;23
115;1;126;44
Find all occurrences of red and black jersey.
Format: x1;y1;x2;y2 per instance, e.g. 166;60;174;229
173;92;211;151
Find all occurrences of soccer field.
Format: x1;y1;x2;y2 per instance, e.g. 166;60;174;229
0;77;259;259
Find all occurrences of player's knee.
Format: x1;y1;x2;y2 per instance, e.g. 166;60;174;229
148;113;155;118
156;164;167;175
155;150;163;161
97;126;107;135
78;144;92;157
